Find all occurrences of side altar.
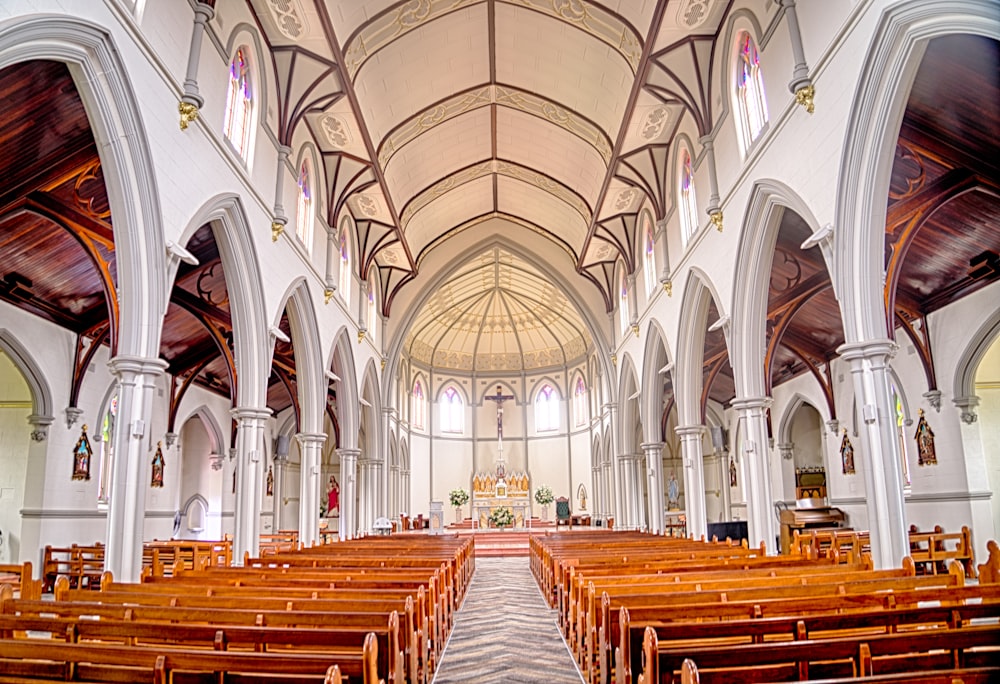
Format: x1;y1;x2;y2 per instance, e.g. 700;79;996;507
472;467;530;529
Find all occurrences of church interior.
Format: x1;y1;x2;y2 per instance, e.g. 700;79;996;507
0;0;998;681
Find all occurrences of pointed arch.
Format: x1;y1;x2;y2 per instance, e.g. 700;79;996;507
776;393;822;446
0;16;168;360
177;405;226;458
954;306;1000;406
835;0;1000;344
617;354;641;456
326;328;360;448
274;279;325;434
640;319;673;444
0;329;54;427
177;194;269;410
731;180;824;399
675;269;728;426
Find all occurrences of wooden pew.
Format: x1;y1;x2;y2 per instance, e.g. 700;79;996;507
0;562;38;600
637;621;1000;683
676;657;1000;684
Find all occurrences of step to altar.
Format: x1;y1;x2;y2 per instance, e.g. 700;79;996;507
472;531;534;557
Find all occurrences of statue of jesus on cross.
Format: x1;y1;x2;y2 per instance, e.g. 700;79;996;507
486;384;515;451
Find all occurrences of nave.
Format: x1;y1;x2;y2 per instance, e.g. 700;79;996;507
433;557;584;684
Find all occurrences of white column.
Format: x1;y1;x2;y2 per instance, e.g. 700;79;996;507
718;448;732;519
271;457;286;531
296;432;326;547
641;442;665;534
838;340;909;568
324;229;340;297
337;447;360;539
104;356;167;582
231;407;270;563
675;424;707;539
401;468;411;516
731;397;776;552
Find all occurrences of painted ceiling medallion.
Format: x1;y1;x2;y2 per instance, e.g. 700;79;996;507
640;107;670;141
266;0;307;39
614;188;638;211
320;114;352;148
356;194;380;217
677;0;713;29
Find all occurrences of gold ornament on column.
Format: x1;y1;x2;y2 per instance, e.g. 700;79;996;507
795;85;816;114
178;101;199;130
271;221;285;242
710;211;724;232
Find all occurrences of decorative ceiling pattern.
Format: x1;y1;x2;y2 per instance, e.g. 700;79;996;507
405;247;591;371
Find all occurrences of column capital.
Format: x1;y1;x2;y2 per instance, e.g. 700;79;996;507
27;414;54;442
231;406;272;422
618;452;644;463
108;355;168;378
674;424;705;438
837;339;897;363
953;395;980;424
295;432;327;447
730;396;773;411
337;447;361;459
640;442;664;453
193;2;216;20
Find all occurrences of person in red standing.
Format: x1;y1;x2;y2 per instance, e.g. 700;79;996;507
326;475;340;517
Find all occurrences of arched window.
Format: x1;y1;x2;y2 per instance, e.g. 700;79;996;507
412;380;426;431
535;384;560;432
619;271;629;333
680;149;698;244
338;225;352;304
366;276;378;342
642;215;657;294
440;387;464;433
573;376;587;427
97;391;118;507
735;33;768;150
295;161;313;251
224;47;253;160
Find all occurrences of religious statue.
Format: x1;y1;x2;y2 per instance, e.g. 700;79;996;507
840;428;856;475
72;424;93;481
667;471;680;509
729;458;738;487
150;441;165;488
327;475;340;517
266;465;274;497
914;409;937;466
577;483;587;511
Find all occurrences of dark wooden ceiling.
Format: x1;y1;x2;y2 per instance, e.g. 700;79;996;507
0;59;306;439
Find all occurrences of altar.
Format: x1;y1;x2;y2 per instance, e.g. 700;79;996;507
472;469;530;529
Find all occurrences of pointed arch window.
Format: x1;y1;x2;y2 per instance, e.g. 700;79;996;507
366;276;378;342
224;47;253;160
97;391;118;507
680;149;698;245
338;225;352;304
295;161;313;251
891;384;912;490
619;271;630;333
412;380;426;431
573;376;587;427
535;384;560;432
736;33;768;150
440;386;464;433
642;215;657;294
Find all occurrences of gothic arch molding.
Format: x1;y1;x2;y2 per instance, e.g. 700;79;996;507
0;328;54;432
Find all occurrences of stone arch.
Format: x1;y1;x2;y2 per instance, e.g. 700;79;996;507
326;328;359;447
176;405;226;459
834;0;999;344
0;16;167;360
952;307;1000;416
640;319;673;444
273;279;325;435
731;179;824;399
675;268;729;426
0;329;54;435
178;194;269;410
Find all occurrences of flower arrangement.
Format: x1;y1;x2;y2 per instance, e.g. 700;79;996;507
488;506;514;529
534;485;554;506
449;488;469;508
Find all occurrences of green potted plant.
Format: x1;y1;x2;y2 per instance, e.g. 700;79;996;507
488;506;514;530
534;484;554;521
449;488;469;524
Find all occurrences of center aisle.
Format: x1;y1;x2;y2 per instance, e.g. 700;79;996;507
432;557;585;684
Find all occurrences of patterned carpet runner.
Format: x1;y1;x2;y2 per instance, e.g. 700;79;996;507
433;557;584;683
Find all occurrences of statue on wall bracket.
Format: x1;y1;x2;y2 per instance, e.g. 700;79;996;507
72;424;93;481
151;441;165;488
839;428;856;475
914;409;937;466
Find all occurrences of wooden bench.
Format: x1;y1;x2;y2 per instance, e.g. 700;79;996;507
0;563;38;600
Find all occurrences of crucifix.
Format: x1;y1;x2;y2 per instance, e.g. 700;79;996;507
485;384;515;473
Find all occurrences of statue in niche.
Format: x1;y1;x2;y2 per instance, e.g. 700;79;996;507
914;409;937;466
667;471;680;510
729;458;738;487
577;483;587;511
840;428;856;475
150;441;165;488
72;424;93;481
266;466;274;497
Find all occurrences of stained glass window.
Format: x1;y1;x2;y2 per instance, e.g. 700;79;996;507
224;47;253;159
339;226;351;304
619;272;630;333
736;33;768;150
97;392;118;506
367;276;377;342
295;161;312;250
573;377;587;427
535;384;559;432
893;386;912;488
441;387;464;433
642;216;657;293
681;149;698;244
412;380;426;430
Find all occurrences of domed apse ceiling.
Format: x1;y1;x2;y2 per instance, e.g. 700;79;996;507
405;247;591;372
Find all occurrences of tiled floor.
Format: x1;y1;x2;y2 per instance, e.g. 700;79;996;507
432;557;585;683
